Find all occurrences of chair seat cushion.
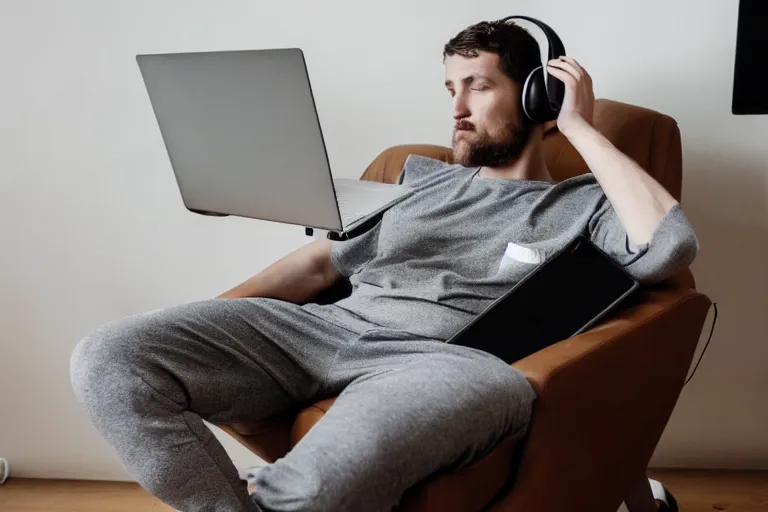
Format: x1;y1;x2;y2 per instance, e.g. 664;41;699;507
290;399;519;512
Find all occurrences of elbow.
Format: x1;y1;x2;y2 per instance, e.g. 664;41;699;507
635;229;700;285
631;204;700;284
315;248;342;291
320;260;342;290
668;230;700;277
679;229;700;268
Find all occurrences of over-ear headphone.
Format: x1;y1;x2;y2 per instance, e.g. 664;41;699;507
497;15;566;124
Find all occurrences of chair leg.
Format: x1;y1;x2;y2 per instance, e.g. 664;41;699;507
624;475;657;512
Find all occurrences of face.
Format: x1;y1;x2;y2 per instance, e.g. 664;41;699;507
444;51;530;167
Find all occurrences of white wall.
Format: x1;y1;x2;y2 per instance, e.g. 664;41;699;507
0;0;765;481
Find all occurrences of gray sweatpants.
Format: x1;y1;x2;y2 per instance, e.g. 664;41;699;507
70;297;535;512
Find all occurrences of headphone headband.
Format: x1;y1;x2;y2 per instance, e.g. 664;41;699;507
497;15;566;113
498;16;566;61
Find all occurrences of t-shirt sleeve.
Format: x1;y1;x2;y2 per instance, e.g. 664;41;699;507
330;220;383;278
397;154;453;187
587;197;700;284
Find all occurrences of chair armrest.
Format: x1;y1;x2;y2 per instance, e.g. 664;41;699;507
492;284;711;512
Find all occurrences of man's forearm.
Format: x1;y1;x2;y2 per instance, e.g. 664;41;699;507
217;239;340;303
545;57;678;246
565;124;679;245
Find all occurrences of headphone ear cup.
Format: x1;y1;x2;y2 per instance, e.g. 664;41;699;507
522;66;558;124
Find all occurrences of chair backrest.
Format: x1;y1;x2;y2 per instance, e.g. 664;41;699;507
360;99;684;201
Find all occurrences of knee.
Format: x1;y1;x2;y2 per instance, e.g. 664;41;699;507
443;355;537;443
69;316;146;405
483;358;536;411
502;371;536;440
481;359;536;431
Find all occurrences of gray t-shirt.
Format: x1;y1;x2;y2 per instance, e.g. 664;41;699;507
320;155;699;341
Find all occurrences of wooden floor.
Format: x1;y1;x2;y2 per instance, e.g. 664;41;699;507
648;469;768;511
0;470;766;511
0;478;172;511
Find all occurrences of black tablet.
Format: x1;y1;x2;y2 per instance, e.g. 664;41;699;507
446;235;639;364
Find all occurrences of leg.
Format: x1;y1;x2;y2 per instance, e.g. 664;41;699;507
251;340;536;512
70;298;348;512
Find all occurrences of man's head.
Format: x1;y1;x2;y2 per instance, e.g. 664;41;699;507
443;20;542;167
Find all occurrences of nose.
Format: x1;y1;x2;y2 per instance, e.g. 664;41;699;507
452;91;470;120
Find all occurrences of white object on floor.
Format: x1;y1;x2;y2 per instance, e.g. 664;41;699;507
0;458;9;484
648;478;670;505
619;478;674;512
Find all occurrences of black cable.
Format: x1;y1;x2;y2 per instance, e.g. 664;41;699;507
684;301;718;386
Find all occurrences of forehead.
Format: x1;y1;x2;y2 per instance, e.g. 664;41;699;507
444;51;506;82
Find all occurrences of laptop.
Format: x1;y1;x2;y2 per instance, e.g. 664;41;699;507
136;48;412;240
446;236;639;364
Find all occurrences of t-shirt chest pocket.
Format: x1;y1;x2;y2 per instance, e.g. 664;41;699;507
497;241;547;279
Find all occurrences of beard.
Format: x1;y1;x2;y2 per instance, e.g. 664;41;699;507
452;118;531;168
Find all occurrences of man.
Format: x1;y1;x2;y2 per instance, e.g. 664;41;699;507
70;19;698;512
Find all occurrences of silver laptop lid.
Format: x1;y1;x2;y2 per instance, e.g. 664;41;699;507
136;48;343;230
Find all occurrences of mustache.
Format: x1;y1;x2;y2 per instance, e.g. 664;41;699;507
454;120;475;131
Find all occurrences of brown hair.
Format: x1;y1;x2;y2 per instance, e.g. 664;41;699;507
443;20;541;87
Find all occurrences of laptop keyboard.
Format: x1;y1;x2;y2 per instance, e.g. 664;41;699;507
337;202;369;226
334;179;410;228
337;193;381;226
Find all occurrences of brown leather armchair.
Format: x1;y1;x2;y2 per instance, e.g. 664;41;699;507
218;99;712;512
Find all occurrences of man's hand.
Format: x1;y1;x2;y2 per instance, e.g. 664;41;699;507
546;56;595;138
